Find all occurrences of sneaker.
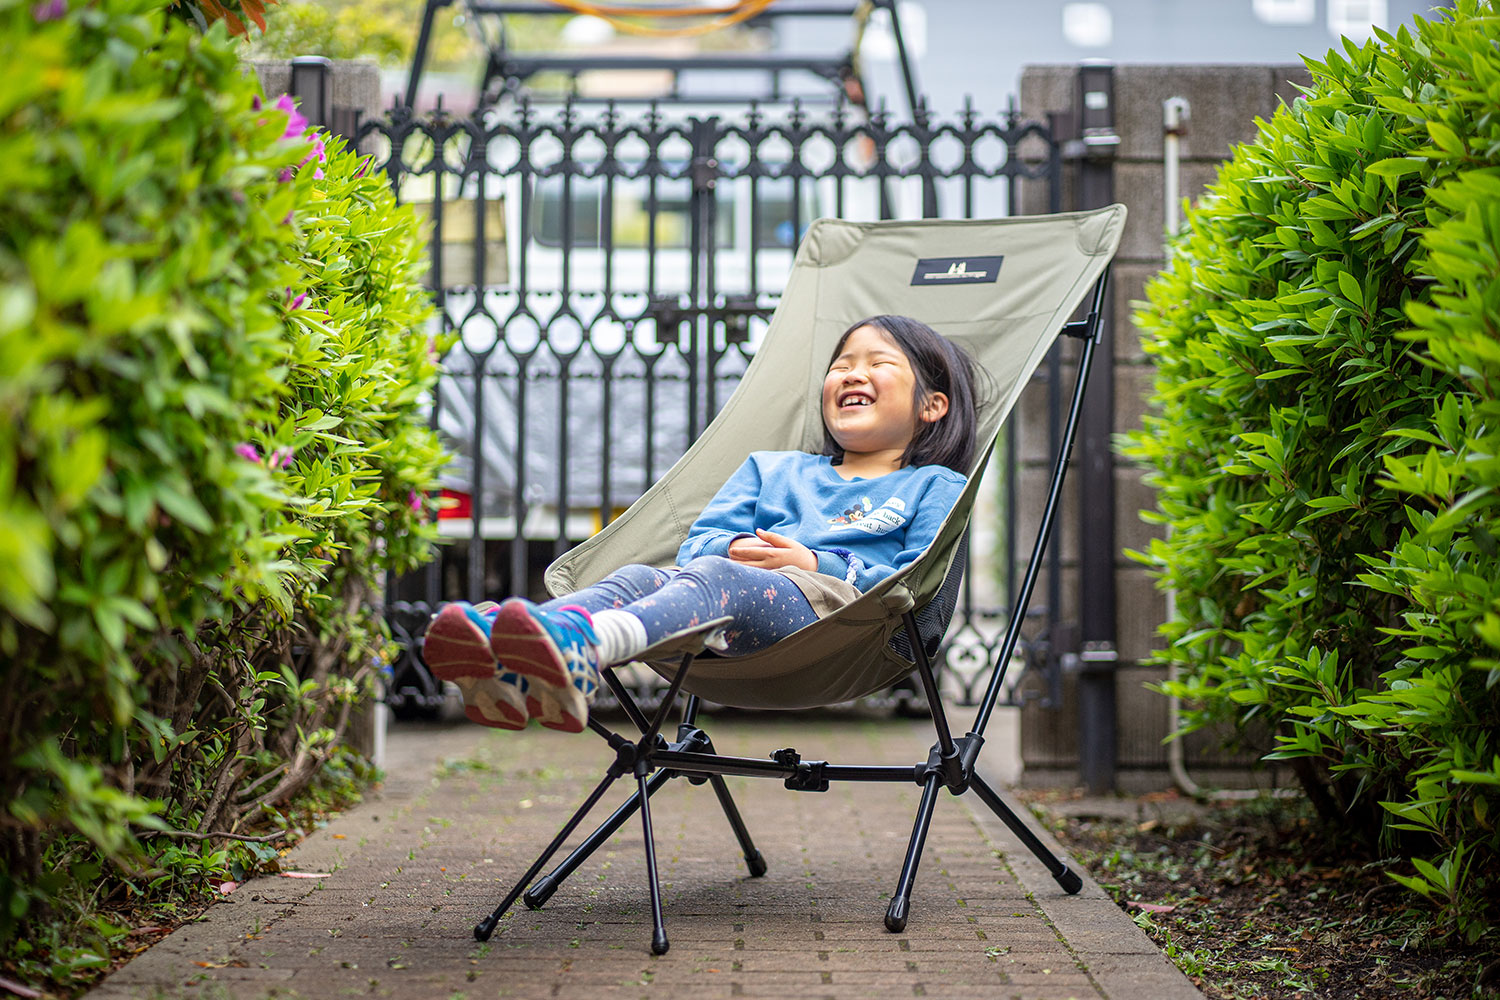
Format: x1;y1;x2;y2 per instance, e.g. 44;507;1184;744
425;602;528;730
423;602;498;681
489;599;600;733
452;670;529;730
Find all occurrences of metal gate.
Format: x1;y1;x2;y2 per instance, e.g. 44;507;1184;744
371;98;1067;716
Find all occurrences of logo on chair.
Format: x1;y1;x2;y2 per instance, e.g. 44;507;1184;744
911;255;1003;285
906;254;1002;284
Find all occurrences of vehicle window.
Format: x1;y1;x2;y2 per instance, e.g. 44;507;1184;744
532;178;731;249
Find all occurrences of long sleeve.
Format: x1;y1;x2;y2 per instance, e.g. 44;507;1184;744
676;456;763;564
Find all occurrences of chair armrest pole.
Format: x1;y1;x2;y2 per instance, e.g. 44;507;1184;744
969;269;1111;738
640;653;696;747
902;610;956;759
601;668;653;735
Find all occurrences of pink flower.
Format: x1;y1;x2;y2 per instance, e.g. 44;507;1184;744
269;447;295;469
408;490;422;512
273;94;309;140
235;443;261;463
302;134;327;179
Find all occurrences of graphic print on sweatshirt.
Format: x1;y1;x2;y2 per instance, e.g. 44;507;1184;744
829;496;909;535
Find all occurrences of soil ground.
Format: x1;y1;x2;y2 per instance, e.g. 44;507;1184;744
1021;789;1499;1000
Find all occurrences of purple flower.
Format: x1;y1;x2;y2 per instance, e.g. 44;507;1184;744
284;288;306;311
408;490;423;512
32;0;66;20
235;442;261;463
300;134;327;180
269;447;295;469
273;94;309;140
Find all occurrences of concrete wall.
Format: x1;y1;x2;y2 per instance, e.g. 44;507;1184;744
1013;64;1310;792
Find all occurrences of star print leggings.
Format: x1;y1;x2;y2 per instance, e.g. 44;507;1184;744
537;556;820;656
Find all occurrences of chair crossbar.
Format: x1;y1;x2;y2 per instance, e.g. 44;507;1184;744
472;612;1083;953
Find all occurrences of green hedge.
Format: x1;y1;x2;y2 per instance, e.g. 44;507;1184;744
1125;1;1500;940
0;0;445;982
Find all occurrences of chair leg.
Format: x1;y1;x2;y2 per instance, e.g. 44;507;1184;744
523;768;674;910
636;770;670;955
473;769;622;942
967;771;1082;895
885;773;943;932
708;774;767;877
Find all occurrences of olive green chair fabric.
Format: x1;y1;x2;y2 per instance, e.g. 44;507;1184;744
544;207;1126;708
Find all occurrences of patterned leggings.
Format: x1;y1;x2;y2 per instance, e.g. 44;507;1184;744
538;556;819;656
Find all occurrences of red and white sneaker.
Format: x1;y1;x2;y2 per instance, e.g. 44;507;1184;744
424;602;528;730
423;602;498;681
489;599;600;733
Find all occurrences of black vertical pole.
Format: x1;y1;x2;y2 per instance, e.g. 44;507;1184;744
405;0;451;109
1074;63;1120;795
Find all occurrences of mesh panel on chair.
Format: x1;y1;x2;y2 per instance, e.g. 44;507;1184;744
888;532;968;663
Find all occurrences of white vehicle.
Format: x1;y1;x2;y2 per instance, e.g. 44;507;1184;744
403;133;896;540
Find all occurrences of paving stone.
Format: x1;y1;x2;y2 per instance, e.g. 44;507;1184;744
87;714;1198;1000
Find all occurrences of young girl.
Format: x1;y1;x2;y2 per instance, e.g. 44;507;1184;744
424;314;981;733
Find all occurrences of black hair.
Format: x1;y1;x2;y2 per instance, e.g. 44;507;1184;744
821;314;983;475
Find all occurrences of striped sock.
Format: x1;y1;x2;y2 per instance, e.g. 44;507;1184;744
590;609;648;666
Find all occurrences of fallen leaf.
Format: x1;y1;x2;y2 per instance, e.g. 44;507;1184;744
1137;819;1159;833
332;834;346;839
194;961;227;969
0;974;44;998
1127;901;1177;914
218;881;238;894
280;871;331;879
128;926;168;936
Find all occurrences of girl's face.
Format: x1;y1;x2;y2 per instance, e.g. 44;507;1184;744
822;325;948;460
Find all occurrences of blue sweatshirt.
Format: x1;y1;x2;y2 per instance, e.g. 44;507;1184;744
676;451;968;592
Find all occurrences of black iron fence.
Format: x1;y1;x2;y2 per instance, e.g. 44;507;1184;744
367;98;1070;716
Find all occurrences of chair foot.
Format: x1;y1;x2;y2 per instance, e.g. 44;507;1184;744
523;873;558;910
745;849;767;878
474;915;498;941
884;897;909;933
1054;865;1083;895
651;930;670;955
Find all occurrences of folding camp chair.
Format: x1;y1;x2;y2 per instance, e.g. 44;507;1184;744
469;206;1126;954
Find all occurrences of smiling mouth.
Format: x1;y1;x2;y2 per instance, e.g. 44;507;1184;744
838;392;873;408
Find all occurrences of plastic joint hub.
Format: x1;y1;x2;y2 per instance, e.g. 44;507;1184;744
771;747;829;792
918;733;985;793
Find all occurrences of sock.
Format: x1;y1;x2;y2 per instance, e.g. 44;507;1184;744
590;609;648;666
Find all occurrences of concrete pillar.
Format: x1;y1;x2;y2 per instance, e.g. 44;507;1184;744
251;59;383;157
1014;64;1309;792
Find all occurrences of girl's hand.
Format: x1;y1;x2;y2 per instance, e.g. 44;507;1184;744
727;529;817;571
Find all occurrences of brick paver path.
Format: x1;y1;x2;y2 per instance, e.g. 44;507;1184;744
90;710;1197;1000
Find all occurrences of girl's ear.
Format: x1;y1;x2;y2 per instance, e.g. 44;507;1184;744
918;391;949;424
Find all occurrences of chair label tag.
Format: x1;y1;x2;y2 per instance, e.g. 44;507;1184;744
910;256;1003;285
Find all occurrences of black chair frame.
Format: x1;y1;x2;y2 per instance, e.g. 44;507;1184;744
471;273;1110;955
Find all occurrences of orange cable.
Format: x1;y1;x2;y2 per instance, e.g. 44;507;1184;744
537;0;779;37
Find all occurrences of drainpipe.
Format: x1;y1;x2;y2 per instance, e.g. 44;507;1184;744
1161;95;1204;798
1161;96;1288;801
